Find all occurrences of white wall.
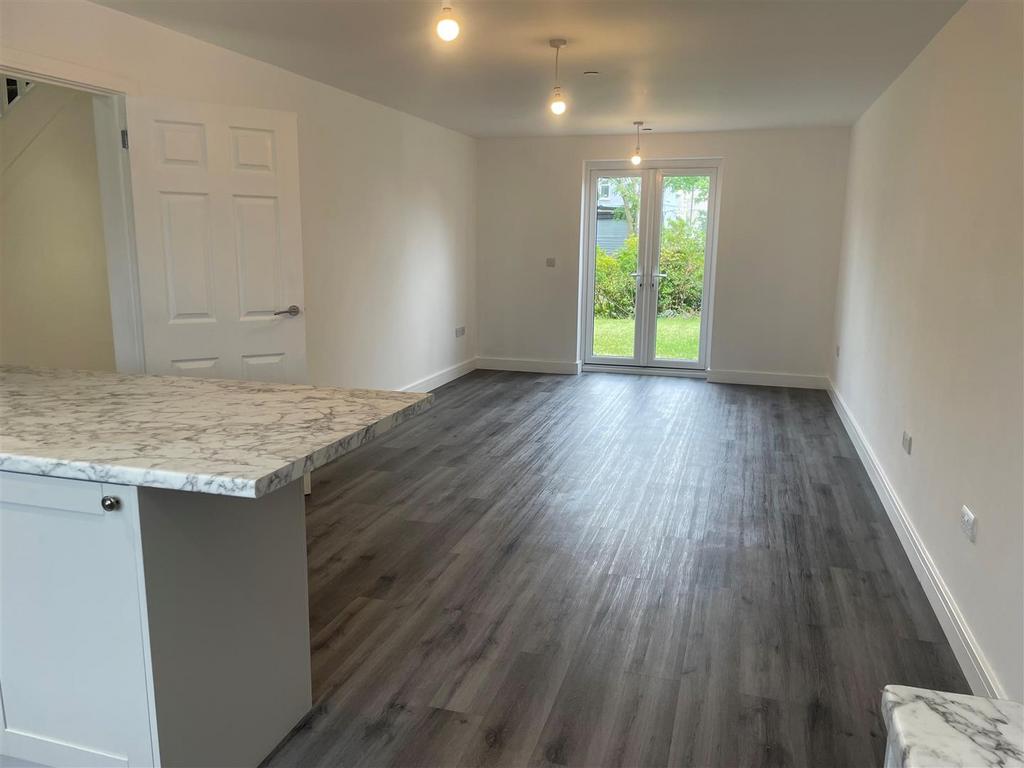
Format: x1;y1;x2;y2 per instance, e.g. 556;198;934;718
0;83;116;371
0;0;476;391
833;0;1023;699
476;128;851;380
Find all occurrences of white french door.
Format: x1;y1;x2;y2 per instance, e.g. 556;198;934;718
582;160;719;372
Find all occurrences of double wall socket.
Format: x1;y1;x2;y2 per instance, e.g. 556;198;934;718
455;326;466;338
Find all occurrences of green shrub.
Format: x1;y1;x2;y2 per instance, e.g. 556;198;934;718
594;238;638;318
593;218;705;318
656;217;705;315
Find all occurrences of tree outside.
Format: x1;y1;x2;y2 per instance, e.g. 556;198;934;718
592;175;709;359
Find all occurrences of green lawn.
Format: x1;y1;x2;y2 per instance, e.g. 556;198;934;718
593;315;701;360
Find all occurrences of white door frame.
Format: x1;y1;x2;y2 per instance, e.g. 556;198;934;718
0;58;147;373
580;158;722;373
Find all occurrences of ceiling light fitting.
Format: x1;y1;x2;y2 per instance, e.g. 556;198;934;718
630;121;644;165
549;39;567;116
436;3;460;42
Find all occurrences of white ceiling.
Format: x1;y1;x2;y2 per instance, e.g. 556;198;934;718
96;0;962;138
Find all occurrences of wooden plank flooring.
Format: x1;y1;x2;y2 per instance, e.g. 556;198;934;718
267;370;968;768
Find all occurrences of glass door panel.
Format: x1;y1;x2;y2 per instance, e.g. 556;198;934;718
652;173;711;364
589;174;643;361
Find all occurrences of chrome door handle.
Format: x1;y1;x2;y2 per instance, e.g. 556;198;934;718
651;272;667;288
629;272;644;289
274;305;301;317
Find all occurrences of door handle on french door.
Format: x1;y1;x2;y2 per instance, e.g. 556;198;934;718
629;272;645;289
274;305;301;317
651;272;667;288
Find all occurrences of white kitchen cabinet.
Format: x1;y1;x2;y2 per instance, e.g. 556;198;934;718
0;472;311;768
0;475;156;767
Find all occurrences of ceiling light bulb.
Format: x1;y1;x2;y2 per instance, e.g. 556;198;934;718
436;5;460;41
629;121;644;165
548;40;567;116
550;87;567;116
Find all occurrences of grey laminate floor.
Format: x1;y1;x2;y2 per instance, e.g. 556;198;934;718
267;371;968;768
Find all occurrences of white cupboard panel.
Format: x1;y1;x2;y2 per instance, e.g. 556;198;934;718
0;476;155;767
0;472;103;514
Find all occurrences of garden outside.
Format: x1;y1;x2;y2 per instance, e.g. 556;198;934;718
593;314;701;360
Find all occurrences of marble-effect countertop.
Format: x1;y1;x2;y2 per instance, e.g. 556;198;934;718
882;685;1024;768
0;366;432;498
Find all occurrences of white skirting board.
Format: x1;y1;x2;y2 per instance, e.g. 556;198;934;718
706;369;829;389
404;359;840;390
401;357;479;392
476;357;582;375
827;382;1003;699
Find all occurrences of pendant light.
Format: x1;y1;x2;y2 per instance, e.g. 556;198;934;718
436;3;460;42
549;39;567;115
630;121;644;165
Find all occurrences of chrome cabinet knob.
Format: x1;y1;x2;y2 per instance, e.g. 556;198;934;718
101;495;121;512
273;305;301;317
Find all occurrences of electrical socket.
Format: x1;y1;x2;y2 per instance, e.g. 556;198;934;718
960;505;977;543
545;257;556;268
455;326;466;338
901;431;912;455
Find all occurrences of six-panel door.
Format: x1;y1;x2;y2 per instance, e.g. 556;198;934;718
126;98;307;383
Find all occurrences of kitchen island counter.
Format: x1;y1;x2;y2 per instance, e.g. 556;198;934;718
0;365;431;497
0;366;433;768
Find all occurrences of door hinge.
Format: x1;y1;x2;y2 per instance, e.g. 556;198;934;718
121;129;129;150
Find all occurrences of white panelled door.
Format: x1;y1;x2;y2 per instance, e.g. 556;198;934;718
126;99;307;383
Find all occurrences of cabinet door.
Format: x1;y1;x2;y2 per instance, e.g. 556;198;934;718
0;473;156;767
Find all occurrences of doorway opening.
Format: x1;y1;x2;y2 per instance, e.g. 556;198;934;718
0;66;144;374
581;160;720;374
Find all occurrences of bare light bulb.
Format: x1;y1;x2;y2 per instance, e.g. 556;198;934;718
436;6;460;41
550;87;567;116
548;41;567;116
629;121;644;165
